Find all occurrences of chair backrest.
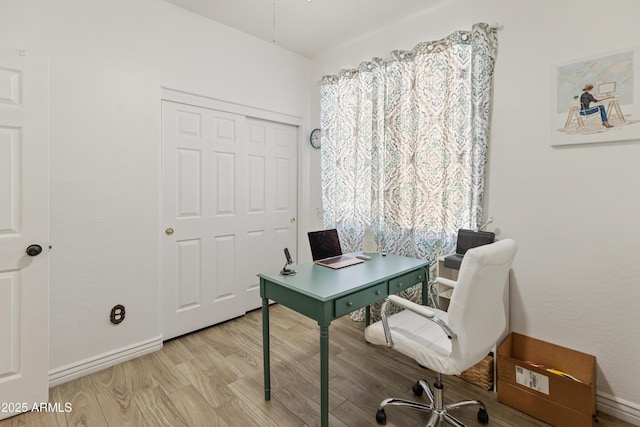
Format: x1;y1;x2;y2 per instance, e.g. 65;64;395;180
446;239;517;371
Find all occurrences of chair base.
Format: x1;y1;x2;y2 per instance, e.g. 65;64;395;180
375;374;489;426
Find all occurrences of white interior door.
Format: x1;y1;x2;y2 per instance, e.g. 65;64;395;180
161;100;297;340
0;47;49;419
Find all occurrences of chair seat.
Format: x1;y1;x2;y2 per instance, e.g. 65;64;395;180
365;308;464;375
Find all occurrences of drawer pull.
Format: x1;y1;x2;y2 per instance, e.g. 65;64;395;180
417;275;422;280
347;302;353;307
375;290;381;295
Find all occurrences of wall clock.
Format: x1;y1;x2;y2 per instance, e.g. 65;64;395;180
310;128;321;149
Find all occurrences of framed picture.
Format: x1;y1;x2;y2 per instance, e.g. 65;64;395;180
551;46;640;146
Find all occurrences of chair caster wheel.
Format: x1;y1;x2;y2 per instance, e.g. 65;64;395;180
375;408;387;425
412;381;424;396
477;407;489;424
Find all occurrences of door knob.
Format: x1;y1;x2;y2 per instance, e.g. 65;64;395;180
26;244;43;257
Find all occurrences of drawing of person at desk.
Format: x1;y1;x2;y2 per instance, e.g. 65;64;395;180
556;51;640;142
580;83;613;128
562;82;627;133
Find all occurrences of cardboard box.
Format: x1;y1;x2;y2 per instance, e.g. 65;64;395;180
497;332;596;427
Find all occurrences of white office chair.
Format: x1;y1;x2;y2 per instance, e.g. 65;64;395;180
365;239;517;426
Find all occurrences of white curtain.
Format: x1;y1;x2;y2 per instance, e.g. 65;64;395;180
320;23;498;318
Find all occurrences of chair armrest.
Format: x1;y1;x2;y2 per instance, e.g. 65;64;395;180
433;277;457;288
380;296;457;348
388;294;435;318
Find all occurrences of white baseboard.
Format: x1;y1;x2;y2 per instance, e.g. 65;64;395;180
598;391;640;426
48;336;163;387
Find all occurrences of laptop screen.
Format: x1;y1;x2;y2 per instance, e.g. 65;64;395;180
308;229;343;261
455;229;495;255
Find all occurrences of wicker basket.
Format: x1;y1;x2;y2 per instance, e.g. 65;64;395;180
459;354;494;390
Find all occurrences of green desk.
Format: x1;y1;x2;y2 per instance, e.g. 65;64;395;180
259;253;429;427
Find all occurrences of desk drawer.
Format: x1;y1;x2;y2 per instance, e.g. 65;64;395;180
334;283;387;317
389;269;426;293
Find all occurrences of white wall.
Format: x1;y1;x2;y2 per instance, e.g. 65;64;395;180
0;0;310;376
309;0;640;422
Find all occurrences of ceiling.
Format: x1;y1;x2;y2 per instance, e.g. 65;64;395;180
163;0;450;58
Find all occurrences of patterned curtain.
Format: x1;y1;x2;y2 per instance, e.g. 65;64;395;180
320;23;498;320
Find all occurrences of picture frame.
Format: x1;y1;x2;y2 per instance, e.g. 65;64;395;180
550;46;640;146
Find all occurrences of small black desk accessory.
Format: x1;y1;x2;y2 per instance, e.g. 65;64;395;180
280;248;297;276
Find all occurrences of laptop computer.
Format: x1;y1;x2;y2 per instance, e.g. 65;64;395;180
444;228;495;270
308;229;364;269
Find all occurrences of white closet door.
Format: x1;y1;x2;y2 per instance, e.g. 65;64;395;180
161;101;297;340
244;118;298;311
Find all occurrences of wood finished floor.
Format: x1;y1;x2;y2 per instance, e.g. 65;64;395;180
1;304;634;427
